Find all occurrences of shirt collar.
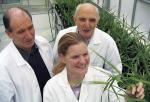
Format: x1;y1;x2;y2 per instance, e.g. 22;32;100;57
15;43;38;61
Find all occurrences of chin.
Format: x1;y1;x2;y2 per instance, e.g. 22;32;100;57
79;69;88;75
82;33;92;39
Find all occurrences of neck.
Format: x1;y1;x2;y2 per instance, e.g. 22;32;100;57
67;73;84;88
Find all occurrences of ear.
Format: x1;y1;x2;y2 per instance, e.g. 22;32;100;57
5;30;13;39
97;16;100;22
73;16;76;24
59;54;66;64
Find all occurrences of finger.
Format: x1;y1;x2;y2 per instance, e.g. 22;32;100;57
139;94;145;99
136;82;143;92
136;88;144;98
131;85;136;95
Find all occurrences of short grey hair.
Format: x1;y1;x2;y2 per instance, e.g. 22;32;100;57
74;3;100;17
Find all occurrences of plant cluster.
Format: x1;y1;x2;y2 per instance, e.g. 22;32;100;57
54;0;150;101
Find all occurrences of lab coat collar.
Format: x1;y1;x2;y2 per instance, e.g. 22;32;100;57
58;67;91;102
9;41;27;66
75;27;101;45
89;28;102;45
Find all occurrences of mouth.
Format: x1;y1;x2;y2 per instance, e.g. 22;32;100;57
76;65;88;69
83;29;91;33
26;39;34;43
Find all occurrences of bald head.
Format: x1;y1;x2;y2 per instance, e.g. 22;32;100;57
74;3;100;19
73;3;100;40
3;7;32;32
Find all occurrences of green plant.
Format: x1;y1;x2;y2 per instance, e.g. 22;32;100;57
98;8;150;101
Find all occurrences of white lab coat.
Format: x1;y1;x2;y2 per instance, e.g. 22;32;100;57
53;26;122;74
43;66;125;102
0;36;54;102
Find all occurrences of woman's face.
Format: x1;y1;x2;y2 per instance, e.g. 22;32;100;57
61;42;90;77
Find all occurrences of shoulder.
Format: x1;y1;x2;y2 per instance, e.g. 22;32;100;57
35;35;49;44
45;68;67;87
44;72;63;90
87;66;112;81
0;42;14;63
57;26;77;38
58;26;77;34
94;28;115;42
35;35;52;50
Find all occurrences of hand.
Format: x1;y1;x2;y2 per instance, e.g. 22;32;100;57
126;82;144;99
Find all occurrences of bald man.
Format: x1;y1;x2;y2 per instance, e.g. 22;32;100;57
53;3;122;75
0;7;53;102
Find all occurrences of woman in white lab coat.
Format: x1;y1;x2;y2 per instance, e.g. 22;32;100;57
43;32;144;102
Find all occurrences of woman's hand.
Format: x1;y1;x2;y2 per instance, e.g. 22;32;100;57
126;82;144;99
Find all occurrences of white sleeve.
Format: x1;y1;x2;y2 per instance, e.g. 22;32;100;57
105;39;122;75
0;65;15;102
43;81;55;102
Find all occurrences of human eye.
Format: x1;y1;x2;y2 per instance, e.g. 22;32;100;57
72;55;79;59
83;52;88;57
89;18;96;23
28;25;34;31
17;29;25;34
79;18;86;22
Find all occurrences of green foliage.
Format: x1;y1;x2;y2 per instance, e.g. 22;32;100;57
55;0;150;101
99;8;150;101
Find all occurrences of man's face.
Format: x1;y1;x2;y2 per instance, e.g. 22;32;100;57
73;5;99;40
7;12;35;51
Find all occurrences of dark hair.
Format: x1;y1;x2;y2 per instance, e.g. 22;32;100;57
3;7;32;32
53;32;86;75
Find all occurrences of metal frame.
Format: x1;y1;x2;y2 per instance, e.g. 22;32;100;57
131;0;150;27
131;0;138;26
140;0;150;4
118;0;121;17
48;1;64;42
102;0;110;10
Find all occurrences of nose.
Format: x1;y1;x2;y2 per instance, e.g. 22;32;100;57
26;30;34;39
85;20;90;28
80;56;87;64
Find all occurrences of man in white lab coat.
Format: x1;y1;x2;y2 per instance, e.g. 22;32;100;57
0;7;53;102
53;3;122;75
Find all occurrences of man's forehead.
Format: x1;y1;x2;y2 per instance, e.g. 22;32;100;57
75;12;98;20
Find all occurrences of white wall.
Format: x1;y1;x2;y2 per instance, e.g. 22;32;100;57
109;0;119;15
134;1;150;38
119;0;135;25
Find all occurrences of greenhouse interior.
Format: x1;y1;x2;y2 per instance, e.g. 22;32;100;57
0;0;150;101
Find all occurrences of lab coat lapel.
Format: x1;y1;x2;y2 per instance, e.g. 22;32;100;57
9;41;27;66
35;36;54;76
78;68;92;102
59;68;79;102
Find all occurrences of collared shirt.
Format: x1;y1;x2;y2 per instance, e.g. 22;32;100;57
15;43;38;61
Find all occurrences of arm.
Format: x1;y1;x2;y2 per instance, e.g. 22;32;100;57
105;39;122;75
0;65;15;102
